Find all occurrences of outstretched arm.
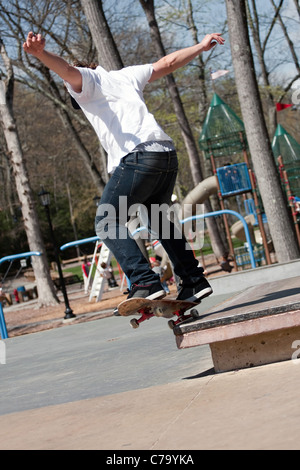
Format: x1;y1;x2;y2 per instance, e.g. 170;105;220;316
149;33;225;82
23;32;82;93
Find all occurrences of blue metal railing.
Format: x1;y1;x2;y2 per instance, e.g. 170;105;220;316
0;251;41;266
60;236;100;251
131;209;256;269
180;210;256;269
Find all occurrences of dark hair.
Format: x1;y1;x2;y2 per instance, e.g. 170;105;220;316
73;60;98;69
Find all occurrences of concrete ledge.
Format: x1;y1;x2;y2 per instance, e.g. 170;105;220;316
174;276;300;373
176;309;300;349
209;259;300;295
210;325;300;373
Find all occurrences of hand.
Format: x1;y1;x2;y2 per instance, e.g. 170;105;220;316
200;33;225;52
23;32;46;57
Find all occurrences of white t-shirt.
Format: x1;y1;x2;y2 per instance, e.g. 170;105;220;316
65;64;172;173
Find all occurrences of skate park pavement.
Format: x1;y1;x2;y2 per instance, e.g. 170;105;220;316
0;260;300;451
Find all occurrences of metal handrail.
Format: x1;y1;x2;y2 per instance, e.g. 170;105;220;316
180;209;256;269
0;251;41;266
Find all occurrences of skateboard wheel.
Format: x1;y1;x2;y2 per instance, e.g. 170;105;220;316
168;320;175;330
130;318;139;329
190;309;199;319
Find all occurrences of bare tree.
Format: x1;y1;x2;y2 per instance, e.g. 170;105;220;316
246;0;283;137
269;0;300;90
293;0;300;19
225;0;299;262
3;0;107;194
139;0;203;186
0;37;59;306
246;0;300;137
0;145;14;217
186;0;209;124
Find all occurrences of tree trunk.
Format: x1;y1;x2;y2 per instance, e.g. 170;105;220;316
0;38;59;307
245;0;278;137
80;0;123;69
187;0;208;124
186;0;229;259
225;0;299;262
2;151;14;217
139;0;229;261
139;0;203;186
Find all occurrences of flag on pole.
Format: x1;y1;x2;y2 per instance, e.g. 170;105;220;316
276;103;292;111
211;69;229;80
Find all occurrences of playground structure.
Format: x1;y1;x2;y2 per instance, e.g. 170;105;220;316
272;124;300;199
198;93;271;269
272;124;300;247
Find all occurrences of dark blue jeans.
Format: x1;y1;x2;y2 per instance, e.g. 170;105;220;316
95;150;204;286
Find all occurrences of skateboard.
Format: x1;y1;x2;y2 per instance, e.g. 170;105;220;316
117;297;200;329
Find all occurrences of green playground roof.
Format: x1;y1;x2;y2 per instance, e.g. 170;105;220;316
272;124;300;164
199;93;248;159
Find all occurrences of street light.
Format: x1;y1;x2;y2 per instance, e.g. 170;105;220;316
38;187;75;320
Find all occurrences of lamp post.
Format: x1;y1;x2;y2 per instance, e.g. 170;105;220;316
38;187;75;320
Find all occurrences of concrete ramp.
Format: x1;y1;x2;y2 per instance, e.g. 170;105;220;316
174;276;300;373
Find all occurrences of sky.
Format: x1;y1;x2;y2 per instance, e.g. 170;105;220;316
1;0;298;94
103;0;299;90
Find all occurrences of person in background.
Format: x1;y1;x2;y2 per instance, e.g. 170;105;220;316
99;262;118;288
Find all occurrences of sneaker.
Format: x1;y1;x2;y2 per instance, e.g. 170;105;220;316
126;281;166;301
176;277;213;303
113;281;166;316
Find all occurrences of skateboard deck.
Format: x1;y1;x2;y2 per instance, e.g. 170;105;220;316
117;297;199;329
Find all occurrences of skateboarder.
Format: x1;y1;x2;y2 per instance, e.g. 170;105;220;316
23;31;225;303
